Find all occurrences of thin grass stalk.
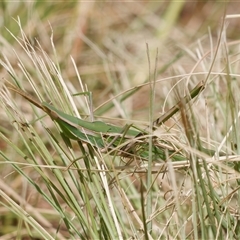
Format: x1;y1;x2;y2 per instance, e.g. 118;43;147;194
145;43;153;233
94;156;123;239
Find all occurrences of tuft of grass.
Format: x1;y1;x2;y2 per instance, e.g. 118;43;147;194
1;2;240;240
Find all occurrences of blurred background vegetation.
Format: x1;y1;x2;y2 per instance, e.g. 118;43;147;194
1;1;239;113
1;1;238;118
1;1;240;239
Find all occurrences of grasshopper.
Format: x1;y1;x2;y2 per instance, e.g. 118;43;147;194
8;81;215;161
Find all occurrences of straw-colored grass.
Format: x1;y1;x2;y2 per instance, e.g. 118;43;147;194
1;2;240;240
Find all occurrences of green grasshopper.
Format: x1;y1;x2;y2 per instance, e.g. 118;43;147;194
8;82;215;161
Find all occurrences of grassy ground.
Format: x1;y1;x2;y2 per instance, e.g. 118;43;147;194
1;2;240;239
